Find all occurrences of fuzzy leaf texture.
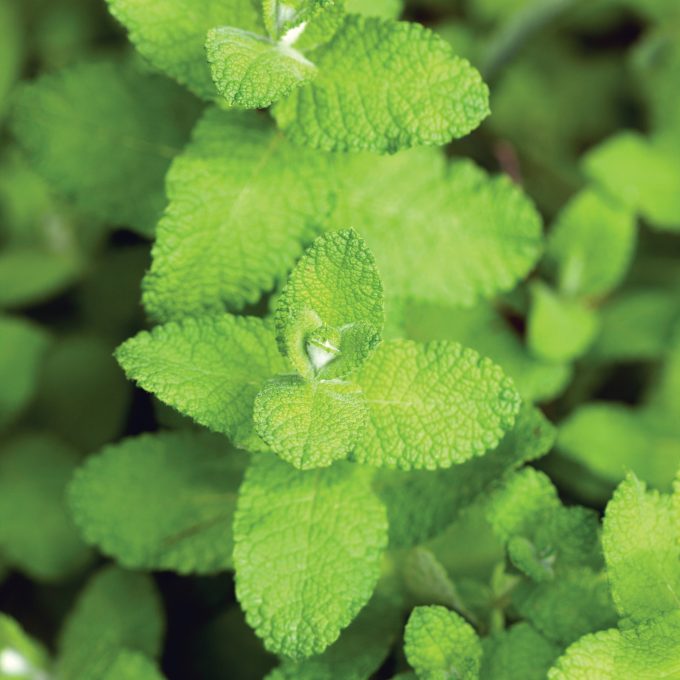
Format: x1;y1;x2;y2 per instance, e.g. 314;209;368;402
11;60;201;237
57;566;164;680
253;375;368;469
274;15;489;152
276;229;383;377
233;454;388;659
352;340;521;469
69;432;247;574
106;0;262;98
404;605;482;680
263;0;335;39
602;474;680;622
116;314;285;451
143;109;333;320
207;27;316;109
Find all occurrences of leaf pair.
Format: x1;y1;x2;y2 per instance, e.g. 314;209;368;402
119;229;521;471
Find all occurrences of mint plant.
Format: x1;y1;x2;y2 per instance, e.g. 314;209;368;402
1;0;680;679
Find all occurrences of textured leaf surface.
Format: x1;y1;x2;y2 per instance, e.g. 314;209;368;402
11;60;201;237
549;612;680;680
116;314;285;451
602;474;680;622
233;454;388;658
254;375;367;469
266;594;398;680
332;152;543;306
584;131;680;232
404;605;481;680
546;189;636;298
102;651;166;680
143;109;333;320
207;27;315;109
106;0;262;98
352;339;521;469
263;0;335;39
0;316;49;430
0;435;91;582
57;566;164;680
274;15;489;152
69;432;247;574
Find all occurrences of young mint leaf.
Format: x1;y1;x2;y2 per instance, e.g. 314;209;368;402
11;60;201;237
332;153;543;307
401;547;466;612
549;611;680;680
143;108;333;321
69;432;247;574
0;316;49;430
233;454;387;659
266;594;399;680
352;340;521;470
274;15;489;153
527;282;599;363
102;651;166;680
0;614;51;680
404;605;482;680
546;189;637;298
276;229;383;376
57;566;164;680
481;623;558;680
377;405;555;547
206;27;316;109
602;474;680;622
253;375;367;469
116;314;286;451
584;131;680;232
0;435;91;582
106;0;262;98
263;0;335;40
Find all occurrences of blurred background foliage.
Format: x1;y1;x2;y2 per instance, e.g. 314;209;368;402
0;0;679;678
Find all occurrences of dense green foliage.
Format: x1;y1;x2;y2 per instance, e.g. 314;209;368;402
1;0;679;678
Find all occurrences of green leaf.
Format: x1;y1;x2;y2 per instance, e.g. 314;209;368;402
207;27;316;109
404;605;482;680
106;0;262;98
0;435;91;582
332;153;543;307
584;131;680;232
33;336;131;452
344;0;403;18
376;405;554;547
254;375;367;469
102;651;166;680
233;454;388;658
0;249;81;309
0;0;21;122
116;314;286;451
69;432;247;574
352;339;521;470
266;594;399;679
527;282;599;363
11;60;201;237
401;547;466;612
546;189;637;298
274;15;489;152
263;0;336;39
602;474;680;622
143;108;333;320
57;566;164;680
0;316;49;430
548;611;680;680
398;300;571;402
0;613;51;680
276;229;384;376
557;403;680;491
481;623;558;680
